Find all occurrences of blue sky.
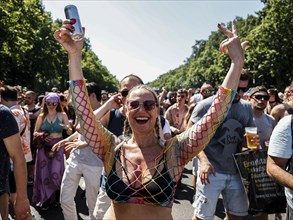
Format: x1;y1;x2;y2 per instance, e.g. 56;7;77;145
43;1;264;84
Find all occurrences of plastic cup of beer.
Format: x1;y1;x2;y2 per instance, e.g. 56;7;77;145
245;127;258;149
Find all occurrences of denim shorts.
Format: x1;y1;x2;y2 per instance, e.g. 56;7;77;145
286;204;293;220
193;172;248;220
192;157;198;176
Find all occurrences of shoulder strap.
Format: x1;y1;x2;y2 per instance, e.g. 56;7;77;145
108;109;115;128
31;106;41;114
160;115;166;129
286;115;293;172
20;124;26;136
21;106;28;115
20;107;27;136
291;114;293;147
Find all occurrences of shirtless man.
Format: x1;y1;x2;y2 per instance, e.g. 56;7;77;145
270;83;293;122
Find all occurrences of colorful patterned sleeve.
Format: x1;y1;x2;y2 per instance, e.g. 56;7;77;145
69;79;115;161
175;86;236;165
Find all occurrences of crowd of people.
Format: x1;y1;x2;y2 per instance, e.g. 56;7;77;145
1;20;293;220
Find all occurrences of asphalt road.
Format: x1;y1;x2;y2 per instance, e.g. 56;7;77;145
16;162;285;220
26;163;197;220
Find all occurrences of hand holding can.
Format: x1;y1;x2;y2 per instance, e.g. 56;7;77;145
64;5;84;41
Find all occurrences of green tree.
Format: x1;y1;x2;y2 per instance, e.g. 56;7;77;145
150;0;293;92
0;0;118;94
245;0;293;89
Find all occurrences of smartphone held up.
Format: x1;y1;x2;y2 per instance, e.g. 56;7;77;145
64;5;84;41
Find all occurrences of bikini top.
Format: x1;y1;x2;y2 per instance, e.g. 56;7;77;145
41;116;63;134
106;147;176;207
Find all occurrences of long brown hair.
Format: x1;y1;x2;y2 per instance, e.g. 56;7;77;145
41;101;64;122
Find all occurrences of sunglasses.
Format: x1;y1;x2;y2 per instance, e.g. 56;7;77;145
252;95;270;101
127;100;158;111
46;102;58;106
202;89;214;94
121;90;129;97
237;87;249;93
177;95;186;98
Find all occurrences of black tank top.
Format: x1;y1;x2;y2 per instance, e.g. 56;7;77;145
108;109;125;137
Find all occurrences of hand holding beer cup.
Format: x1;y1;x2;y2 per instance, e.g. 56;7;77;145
245;127;259;150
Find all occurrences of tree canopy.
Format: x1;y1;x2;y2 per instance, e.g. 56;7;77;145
1;0;292;94
0;0;118;93
149;0;293;92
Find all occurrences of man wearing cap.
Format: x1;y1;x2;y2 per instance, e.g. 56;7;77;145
248;86;276;150
249;87;280;219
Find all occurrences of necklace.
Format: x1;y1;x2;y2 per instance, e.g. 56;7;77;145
47;114;57;124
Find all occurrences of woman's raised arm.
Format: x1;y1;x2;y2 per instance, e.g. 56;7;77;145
176;21;249;164
54;21;114;160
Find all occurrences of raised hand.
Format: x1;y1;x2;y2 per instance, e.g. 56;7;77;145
54;20;84;55
218;20;250;61
105;93;123;109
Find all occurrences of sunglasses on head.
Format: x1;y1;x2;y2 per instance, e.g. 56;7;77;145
252;95;270;101
237;87;249;93
127;100;158;111
46;102;58;106
121;90;129;97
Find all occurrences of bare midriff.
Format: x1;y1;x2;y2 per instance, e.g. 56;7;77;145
49;133;63;139
103;202;173;220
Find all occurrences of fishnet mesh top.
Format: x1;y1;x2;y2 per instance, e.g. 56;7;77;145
69;79;235;207
106;147;175;207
